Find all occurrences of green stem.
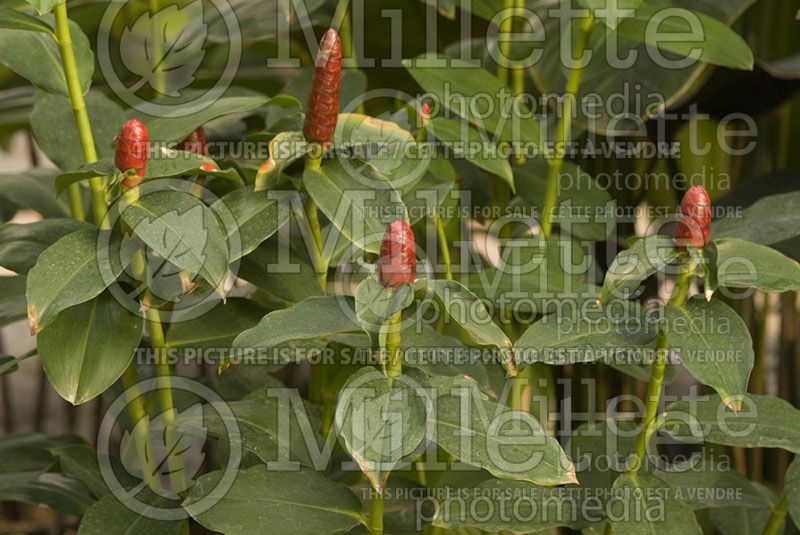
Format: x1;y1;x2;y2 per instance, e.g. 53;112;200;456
627;258;695;475
54;2;108;229
384;311;402;381
121;366;160;490
540;13;594;237
434;215;452;281
147;0;166;96
368;489;384;535
510;0;525;165
762;493;788;535
338;0;356;70
146;306;186;494
496;0;515;86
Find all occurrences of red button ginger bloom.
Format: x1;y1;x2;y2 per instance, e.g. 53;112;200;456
178;126;207;156
115;119;149;190
303;29;342;145
675;185;711;248
378;220;416;290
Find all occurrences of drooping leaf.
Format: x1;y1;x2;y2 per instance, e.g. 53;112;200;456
0;170;69;218
711;238;800;293
185;466;365;535
0;473;92;515
0;6;56;32
0;219;92;274
38;291;143;405
26;228;124;333
663;297;753;411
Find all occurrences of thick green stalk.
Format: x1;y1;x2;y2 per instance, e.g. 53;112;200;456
368;489;384;535
540;13;594;237
338;0;356;70
53;2;108;229
434;216;452;281
510;0;526;165
762;493;788;535
385;311;402;380
147;0;166;95
302;155;328;291
627;258;695;474
496;0;515;86
121;366;160;489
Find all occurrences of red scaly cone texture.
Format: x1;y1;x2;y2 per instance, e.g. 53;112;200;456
178;127;207;156
115;119;149;190
378;220;416;290
303;29;342;145
675;185;711;248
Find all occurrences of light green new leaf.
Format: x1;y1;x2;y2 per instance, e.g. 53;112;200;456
663;394;800;453
711;238;800;293
26;228;123;333
185;466;365;535
38;291;143;405
598;236;681;304
663;297;753;410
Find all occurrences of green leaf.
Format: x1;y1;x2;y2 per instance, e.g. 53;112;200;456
335;367;428;491
0;170;69;218
336;113;430;193
709;503;781;535
121;189;230;290
712;191;800;245
53;160;117;197
0;17;93;96
24;0;64;15
233;296;370;360
38;291;143;405
165;298;265;350
0;6;54;33
212;186;282;260
608;473;702;534
145;87;269;144
0;445;55;491
663;297;753;410
514;157;614;241
238;241;323;304
185;466;365;535
404;55;542;147
77;493;184;535
786;456;800;530
711;238;800;293
0;219;92;274
429;117;514;191
616;2;754;70
304;159;407;254
568;420;638;495
663;394;800;453
26;228;124;333
354;274;414;334
0;473;92;515
0;275;26;328
252;130;309;189
30;91;127;172
515;301;657;366
57;445;120;499
578;0;643;29
598;236;681;304
423;373;576;486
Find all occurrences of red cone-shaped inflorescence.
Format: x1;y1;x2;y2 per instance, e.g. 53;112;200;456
178;126;207;156
675;185;711;248
115;119;149;190
303;29;342;145
378;220;416;290
418;102;431;128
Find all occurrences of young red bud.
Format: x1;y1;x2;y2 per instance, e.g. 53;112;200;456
675;185;711;248
303;29;342;145
115;119;149;190
378;220;416;289
418;102;431;128
178;126;207;156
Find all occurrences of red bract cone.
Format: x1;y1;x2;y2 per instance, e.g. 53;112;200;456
178;127;207;156
115;119;149;190
303;29;342;145
378;220;416;289
675;185;711;248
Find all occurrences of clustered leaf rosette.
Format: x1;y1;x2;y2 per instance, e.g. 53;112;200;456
114;119;149;190
303;29;342;146
674;185;711;248
378;220;416;290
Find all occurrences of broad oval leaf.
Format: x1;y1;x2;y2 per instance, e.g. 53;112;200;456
78;493;183;535
0;6;55;33
711;238;800;293
598;236;681;304
0;219;92;275
712;191;800;245
786;457;800;530
0;170;69;219
212;186;282;260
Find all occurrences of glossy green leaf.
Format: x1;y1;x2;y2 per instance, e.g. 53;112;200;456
165;298;265;350
24;0;64;15
233;296;370;360
354;274;414;334
711;238;800;293
579;0;643;29
785;456;800;530
238;241;323;304
212;186;282;260
335;367;428;491
515;157;614;241
430;279;511;350
0;17;92;96
423;373;576;486
598;236;681;304
0;170;68;218
0;275;26;328
0;445;55;491
121;189;230;290
0;219;92;274
0;6;55;33
304;159;407;254
252;130;309;189
78;493;183;534
26;228;123;333
608;472;702;534
30;91;127;172
568;420;638;495
57;445;122;499
0;473;92;515
709;504;780;535
712;191;800;245
38;291;143;405
185;466;365;535
663;297;753;409
663;394;800;453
